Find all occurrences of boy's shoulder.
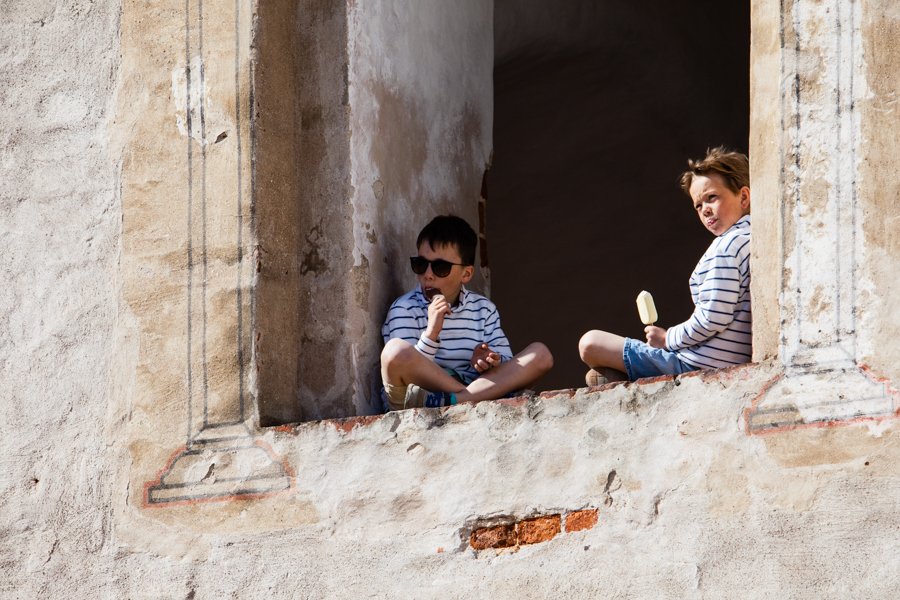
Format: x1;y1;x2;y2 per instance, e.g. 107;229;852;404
458;288;497;310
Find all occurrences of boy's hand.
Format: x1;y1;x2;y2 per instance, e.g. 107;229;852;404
645;325;667;349
470;343;501;373
425;294;451;341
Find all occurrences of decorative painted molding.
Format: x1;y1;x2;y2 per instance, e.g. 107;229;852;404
143;0;291;504
746;0;898;433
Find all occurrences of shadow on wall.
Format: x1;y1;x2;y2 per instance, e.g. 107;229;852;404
489;0;750;391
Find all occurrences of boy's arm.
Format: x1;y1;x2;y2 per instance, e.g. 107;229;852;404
382;298;440;360
665;249;748;351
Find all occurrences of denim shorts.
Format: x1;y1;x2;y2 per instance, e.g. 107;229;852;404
622;338;698;381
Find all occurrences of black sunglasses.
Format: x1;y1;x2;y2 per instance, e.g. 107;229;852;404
409;256;467;278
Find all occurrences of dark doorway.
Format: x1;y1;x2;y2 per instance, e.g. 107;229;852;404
489;1;750;391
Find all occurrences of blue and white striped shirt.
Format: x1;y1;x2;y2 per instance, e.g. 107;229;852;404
382;286;513;382
666;215;752;369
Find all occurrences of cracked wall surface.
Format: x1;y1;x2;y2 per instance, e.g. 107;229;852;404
1;0;899;598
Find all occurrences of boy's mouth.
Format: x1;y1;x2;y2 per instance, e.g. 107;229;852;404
423;287;440;302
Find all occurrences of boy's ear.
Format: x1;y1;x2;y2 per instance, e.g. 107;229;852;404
740;186;751;211
461;265;474;283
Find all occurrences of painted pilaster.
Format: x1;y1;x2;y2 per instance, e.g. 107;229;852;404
747;0;898;432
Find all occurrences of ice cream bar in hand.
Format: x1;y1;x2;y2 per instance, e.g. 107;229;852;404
636;290;658;325
424;287;440;302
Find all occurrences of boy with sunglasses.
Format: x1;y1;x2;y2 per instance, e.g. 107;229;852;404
579;147;752;384
381;215;553;411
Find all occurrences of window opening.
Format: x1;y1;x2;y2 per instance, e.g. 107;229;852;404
489;0;750;390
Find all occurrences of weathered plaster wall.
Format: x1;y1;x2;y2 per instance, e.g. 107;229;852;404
252;0;304;425
749;0;782;362
858;1;900;384
253;0;356;425
2;1;900;599
0;0;122;590
745;0;899;435
10;359;900;599
751;0;900;381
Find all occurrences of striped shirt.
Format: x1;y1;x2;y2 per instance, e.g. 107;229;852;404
666;215;752;369
382;286;513;382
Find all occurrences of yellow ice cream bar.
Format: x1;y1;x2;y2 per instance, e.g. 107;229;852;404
636;290;658;325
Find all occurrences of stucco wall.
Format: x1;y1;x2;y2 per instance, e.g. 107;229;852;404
750;0;900;384
749;0;782;362
858;1;900;383
2;1;899;599
0;0;122;589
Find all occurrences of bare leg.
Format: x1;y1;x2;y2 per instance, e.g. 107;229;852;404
456;342;554;403
381;338;466;393
578;330;628;380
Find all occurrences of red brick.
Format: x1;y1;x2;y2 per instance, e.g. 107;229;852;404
696;362;756;382
516;515;561;545
634;373;675;385
470;524;517;550
565;509;598;532
329;414;382;434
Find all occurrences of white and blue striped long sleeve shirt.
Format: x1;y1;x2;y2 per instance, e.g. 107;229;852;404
382;286;513;382
666;215;752;369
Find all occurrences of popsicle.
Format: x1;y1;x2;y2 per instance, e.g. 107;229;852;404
636;290;658;325
424;287;440;302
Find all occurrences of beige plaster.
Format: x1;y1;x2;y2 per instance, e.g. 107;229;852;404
3;1;900;598
749;0;782;361
858;1;900;384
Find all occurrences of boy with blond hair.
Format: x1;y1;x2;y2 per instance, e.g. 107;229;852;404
579;147;752;383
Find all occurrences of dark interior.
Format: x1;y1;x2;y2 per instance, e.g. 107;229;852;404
489;1;751;390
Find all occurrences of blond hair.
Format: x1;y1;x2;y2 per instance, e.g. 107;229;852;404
679;146;749;197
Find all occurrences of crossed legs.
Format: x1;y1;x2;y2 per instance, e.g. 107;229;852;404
380;338;554;404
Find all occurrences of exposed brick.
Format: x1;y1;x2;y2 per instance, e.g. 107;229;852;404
634;373;674;385
329;414;382;434
470;524;517;550
516;515;561;545
539;388;577;399
696;362;755;382
565;509;598;532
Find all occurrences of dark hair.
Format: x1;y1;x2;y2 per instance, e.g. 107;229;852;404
416;215;477;266
680;146;750;197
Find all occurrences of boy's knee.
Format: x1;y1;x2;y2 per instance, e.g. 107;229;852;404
525;342;554;374
578;330;601;359
381;338;414;368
